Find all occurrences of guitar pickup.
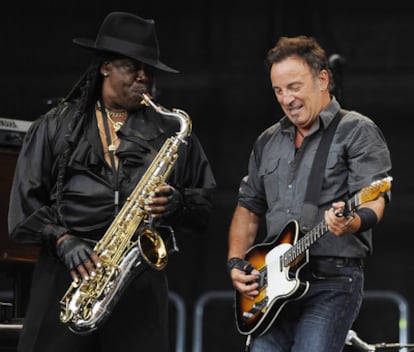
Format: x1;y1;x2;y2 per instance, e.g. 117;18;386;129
257;271;267;288
257;269;267;288
242;296;269;318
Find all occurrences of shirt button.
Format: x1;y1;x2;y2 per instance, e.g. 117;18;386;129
288;184;292;189
286;209;291;214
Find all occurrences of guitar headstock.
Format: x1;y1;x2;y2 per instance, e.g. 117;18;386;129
358;176;393;204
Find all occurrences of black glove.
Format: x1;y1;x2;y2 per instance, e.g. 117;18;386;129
163;186;184;217
226;257;254;275
56;235;94;271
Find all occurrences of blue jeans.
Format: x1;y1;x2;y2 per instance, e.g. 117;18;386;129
249;258;364;352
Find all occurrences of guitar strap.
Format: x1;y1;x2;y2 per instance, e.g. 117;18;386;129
300;109;347;232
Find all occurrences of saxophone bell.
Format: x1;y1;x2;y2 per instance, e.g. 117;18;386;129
138;218;168;270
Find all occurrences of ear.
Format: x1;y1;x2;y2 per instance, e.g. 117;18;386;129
319;69;329;91
100;61;110;77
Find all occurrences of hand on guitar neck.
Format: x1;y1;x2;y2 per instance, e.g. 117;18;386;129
325;200;360;235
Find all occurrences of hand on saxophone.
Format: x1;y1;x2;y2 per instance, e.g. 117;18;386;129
144;184;183;219
56;234;101;283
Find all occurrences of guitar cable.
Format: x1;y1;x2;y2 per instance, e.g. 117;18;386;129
244;334;251;352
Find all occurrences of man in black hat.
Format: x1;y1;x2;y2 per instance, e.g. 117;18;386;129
8;12;216;352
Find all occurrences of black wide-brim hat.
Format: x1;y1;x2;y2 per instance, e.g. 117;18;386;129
73;12;179;73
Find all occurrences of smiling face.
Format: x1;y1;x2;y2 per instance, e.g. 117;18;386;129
270;56;330;132
100;58;155;112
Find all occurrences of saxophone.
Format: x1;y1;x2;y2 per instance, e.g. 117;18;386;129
59;93;192;334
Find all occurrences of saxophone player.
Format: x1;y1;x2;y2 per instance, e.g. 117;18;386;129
8;12;216;352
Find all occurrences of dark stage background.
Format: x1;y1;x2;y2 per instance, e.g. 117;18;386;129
1;1;413;351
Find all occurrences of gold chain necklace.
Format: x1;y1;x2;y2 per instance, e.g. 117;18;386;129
96;101;128;132
107;115;125;132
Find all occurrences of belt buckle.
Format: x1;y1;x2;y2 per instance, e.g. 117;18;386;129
333;257;348;268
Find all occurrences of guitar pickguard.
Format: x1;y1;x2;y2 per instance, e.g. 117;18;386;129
266;243;300;299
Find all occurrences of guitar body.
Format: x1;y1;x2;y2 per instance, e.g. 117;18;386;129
235;220;310;336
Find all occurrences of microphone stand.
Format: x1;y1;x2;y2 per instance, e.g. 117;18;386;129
373;342;414;350
346;329;414;351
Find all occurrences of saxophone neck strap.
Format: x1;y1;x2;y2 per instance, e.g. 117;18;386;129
98;99;120;213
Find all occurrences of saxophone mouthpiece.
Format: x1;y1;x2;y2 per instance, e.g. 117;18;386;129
140;93;160;112
140;93;153;106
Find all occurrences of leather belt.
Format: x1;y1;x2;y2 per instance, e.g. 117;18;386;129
311;256;364;270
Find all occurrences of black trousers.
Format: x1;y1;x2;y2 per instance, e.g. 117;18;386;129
17;248;170;352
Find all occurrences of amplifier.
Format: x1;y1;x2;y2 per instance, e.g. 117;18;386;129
0;117;32;147
0;119;39;263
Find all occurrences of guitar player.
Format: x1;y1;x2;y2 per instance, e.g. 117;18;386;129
227;36;392;352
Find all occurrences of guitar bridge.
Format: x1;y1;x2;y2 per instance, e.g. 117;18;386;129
242;296;269;318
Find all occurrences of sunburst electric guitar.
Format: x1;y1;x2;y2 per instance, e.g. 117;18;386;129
235;177;392;337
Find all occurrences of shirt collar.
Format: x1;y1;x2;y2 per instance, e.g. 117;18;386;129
319;96;341;130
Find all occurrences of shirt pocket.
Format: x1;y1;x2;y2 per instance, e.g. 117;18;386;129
326;148;341;171
258;156;280;205
321;147;347;204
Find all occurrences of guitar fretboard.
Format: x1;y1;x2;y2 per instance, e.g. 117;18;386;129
282;192;359;267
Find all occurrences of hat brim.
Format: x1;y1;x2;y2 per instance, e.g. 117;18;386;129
73;37;179;73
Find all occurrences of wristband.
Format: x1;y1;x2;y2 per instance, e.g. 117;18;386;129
357;208;378;232
226;257;254;274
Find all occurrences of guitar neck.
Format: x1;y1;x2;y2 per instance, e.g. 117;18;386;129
283;193;359;266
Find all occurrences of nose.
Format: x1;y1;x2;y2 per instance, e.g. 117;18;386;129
135;68;149;82
278;91;295;105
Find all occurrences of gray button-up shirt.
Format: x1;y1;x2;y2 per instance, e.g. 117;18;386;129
238;97;392;257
